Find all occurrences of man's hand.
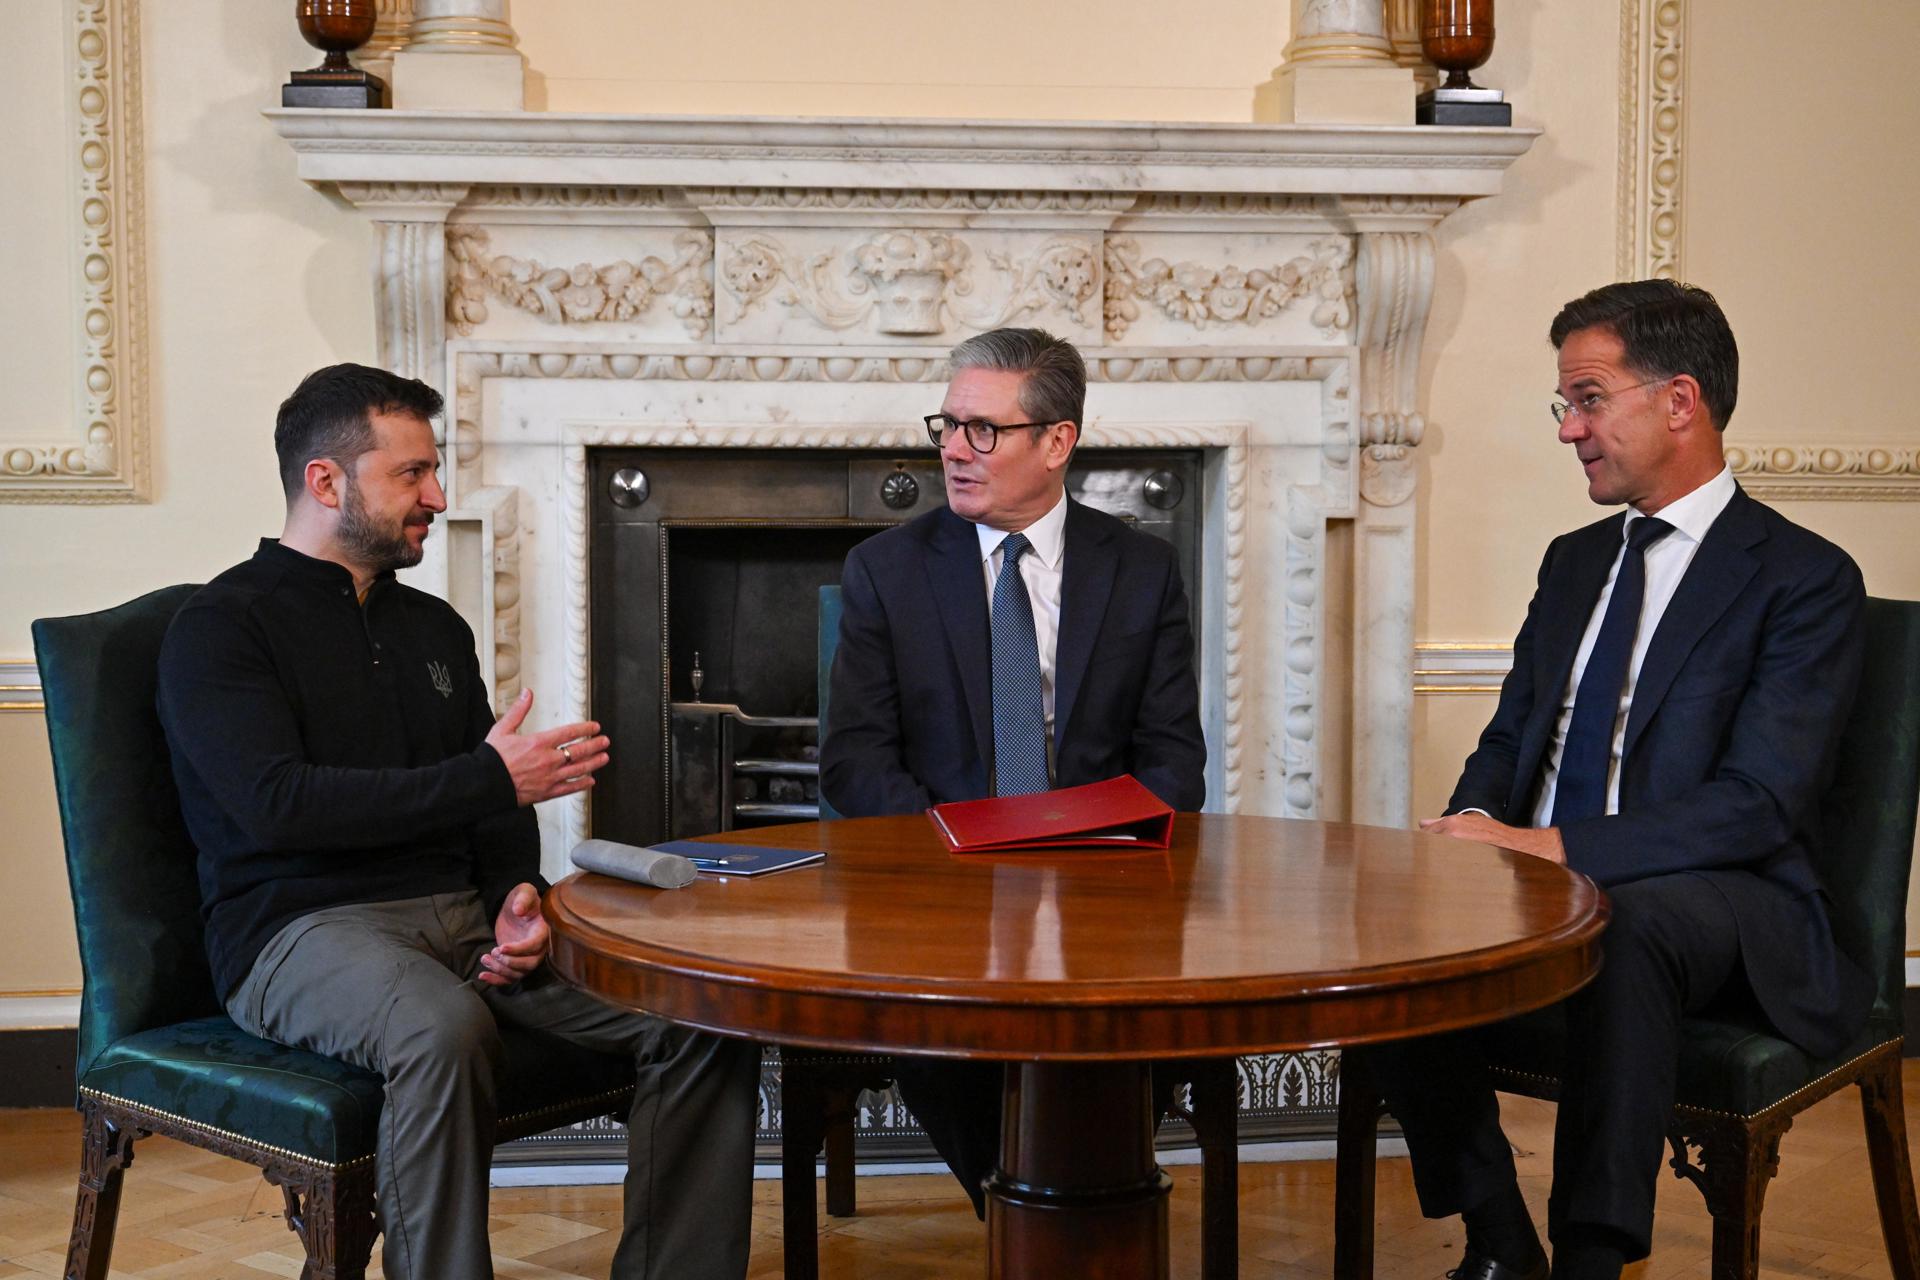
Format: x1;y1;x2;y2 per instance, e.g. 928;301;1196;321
477;882;550;987
1419;812;1567;865
485;688;610;807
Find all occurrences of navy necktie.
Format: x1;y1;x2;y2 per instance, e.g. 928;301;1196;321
1550;516;1675;826
990;533;1050;797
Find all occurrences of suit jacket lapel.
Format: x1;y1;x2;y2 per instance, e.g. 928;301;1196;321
1507;517;1624;815
1053;500;1118;749
926;508;994;763
1621;487;1765;760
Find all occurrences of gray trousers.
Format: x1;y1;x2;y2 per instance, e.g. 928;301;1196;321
226;891;759;1280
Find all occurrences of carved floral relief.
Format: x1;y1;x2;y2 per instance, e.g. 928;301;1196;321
1102;236;1355;341
720;230;1098;338
445;226;715;339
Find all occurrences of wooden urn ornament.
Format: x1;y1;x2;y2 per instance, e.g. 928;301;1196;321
283;0;386;108
1416;0;1512;126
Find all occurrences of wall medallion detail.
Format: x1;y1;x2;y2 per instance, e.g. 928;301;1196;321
1102;237;1355;341
445;226;715;338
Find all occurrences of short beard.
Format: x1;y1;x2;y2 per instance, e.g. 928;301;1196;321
337;477;425;575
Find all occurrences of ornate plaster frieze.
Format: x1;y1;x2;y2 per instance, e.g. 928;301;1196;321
446;225;715;338
461;185;678;211
1726;442;1920;501
3;0;150;504
721;231;1098;337
1102;237;1355;342
1617;0;1686;279
689;188;1137;215
1095;193;1465;235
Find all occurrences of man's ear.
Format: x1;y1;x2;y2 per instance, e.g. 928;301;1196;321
1045;420;1079;471
304;457;346;511
1667;375;1705;432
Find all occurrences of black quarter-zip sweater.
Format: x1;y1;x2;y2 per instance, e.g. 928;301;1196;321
158;539;541;1002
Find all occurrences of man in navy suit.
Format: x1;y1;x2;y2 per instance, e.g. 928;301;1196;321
1359;281;1872;1280
820;326;1207;1213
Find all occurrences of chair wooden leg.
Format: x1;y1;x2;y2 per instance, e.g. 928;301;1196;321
272;1164;377;1280
1860;1046;1920;1280
1333;1056;1383;1280
1187;1057;1241;1280
823;1084;860;1218
1667;1113;1788;1280
782;1065;828;1280
64;1099;140;1280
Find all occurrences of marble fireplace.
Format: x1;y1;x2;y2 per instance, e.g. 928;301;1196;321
270;110;1535;1154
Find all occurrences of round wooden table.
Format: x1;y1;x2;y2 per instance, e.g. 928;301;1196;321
545;813;1608;1279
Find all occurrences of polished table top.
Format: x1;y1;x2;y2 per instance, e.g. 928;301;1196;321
545;813;1608;1061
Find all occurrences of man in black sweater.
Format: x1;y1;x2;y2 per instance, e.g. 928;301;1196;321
158;364;757;1280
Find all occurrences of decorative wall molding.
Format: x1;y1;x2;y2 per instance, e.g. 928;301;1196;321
448;225;715;338
1726;442;1920;501
690;188;1138;216
1102;237;1354;342
1413;643;1512;694
1;0;150;504
721;231;1098;337
0;662;43;713
1617;0;1686;280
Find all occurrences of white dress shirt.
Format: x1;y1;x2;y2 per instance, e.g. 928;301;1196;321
1526;465;1738;826
976;491;1069;735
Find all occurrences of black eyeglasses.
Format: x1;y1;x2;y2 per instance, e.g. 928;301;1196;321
923;413;1060;453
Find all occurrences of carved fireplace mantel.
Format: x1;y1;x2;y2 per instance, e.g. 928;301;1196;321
269;109;1536;864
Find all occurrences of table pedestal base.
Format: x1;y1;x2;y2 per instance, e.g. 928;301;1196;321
986;1062;1171;1279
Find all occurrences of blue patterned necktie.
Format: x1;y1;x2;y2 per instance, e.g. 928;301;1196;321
990;533;1050;797
1550;516;1675;826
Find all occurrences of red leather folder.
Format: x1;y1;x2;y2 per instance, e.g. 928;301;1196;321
926;775;1176;853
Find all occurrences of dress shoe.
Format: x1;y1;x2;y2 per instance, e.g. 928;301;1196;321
1447;1247;1550;1280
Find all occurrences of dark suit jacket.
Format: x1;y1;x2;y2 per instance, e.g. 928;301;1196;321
1453;486;1873;1057
820;499;1207;817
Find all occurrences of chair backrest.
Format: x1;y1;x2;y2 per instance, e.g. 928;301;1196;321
817;584;843;821
33;585;217;1079
1818;596;1920;1030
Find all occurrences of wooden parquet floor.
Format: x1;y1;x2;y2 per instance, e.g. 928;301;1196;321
1;1063;1914;1278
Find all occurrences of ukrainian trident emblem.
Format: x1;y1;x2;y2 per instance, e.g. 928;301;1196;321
427;660;453;699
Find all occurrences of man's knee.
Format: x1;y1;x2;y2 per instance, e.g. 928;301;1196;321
383;984;503;1082
1597;877;1733;974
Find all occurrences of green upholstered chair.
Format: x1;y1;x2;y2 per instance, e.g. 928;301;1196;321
782;585;1244;1278
1332;596;1920;1280
35;586;635;1280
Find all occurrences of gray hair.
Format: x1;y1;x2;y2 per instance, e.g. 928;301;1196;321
948;328;1086;434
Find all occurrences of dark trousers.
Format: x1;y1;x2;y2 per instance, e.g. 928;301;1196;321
1354;873;1746;1259
893;1058;1183;1218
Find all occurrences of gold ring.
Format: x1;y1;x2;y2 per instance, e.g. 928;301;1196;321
559;744;574;765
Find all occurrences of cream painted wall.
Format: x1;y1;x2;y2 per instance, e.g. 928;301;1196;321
3;0;1918;999
515;0;1285;120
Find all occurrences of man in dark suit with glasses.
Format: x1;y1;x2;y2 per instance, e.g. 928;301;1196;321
1356;280;1872;1280
820;325;1207;1215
